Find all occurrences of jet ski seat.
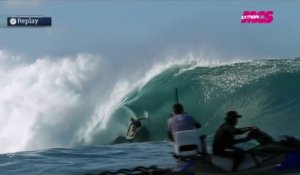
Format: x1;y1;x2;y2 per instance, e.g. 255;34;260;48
174;130;201;157
211;153;262;172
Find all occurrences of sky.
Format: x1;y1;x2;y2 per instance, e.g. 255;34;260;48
0;0;300;65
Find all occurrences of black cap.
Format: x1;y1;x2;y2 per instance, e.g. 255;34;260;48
225;111;242;121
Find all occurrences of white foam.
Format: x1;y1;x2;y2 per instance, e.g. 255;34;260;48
0;51;101;153
0;50;251;152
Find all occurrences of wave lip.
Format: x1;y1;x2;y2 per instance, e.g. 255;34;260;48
96;58;300;144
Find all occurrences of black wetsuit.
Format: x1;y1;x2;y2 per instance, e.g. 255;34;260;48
213;123;251;172
131;120;142;128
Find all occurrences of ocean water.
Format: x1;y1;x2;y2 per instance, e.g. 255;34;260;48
1;139;299;175
1;57;300;174
100;58;300;145
0;141;175;175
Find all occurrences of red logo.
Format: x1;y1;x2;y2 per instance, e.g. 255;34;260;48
241;11;273;24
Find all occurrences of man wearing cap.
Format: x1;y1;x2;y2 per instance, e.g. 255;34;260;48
213;111;256;172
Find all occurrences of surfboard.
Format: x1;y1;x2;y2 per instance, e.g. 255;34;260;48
126;125;139;140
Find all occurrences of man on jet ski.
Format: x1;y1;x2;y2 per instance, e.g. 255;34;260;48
167;103;201;142
213;111;256;172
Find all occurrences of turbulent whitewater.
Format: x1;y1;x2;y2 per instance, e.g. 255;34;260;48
1;51;300;153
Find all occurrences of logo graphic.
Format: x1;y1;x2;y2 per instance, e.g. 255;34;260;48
241;11;273;24
9;18;17;25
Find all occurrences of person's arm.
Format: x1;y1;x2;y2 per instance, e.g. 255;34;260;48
237;127;257;134
233;136;251;144
194;122;201;129
168;131;174;142
230;127;256;144
137;117;148;121
228;127;253;135
189;115;201;129
167;119;174;142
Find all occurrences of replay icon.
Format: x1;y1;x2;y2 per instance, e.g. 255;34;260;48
9;18;17;25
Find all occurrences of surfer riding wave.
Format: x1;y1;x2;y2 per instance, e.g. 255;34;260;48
126;117;148;139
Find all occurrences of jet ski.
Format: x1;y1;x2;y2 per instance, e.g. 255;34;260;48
87;129;300;175
170;129;300;175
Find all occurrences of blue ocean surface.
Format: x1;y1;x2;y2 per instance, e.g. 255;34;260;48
1;139;300;175
0;141;176;175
